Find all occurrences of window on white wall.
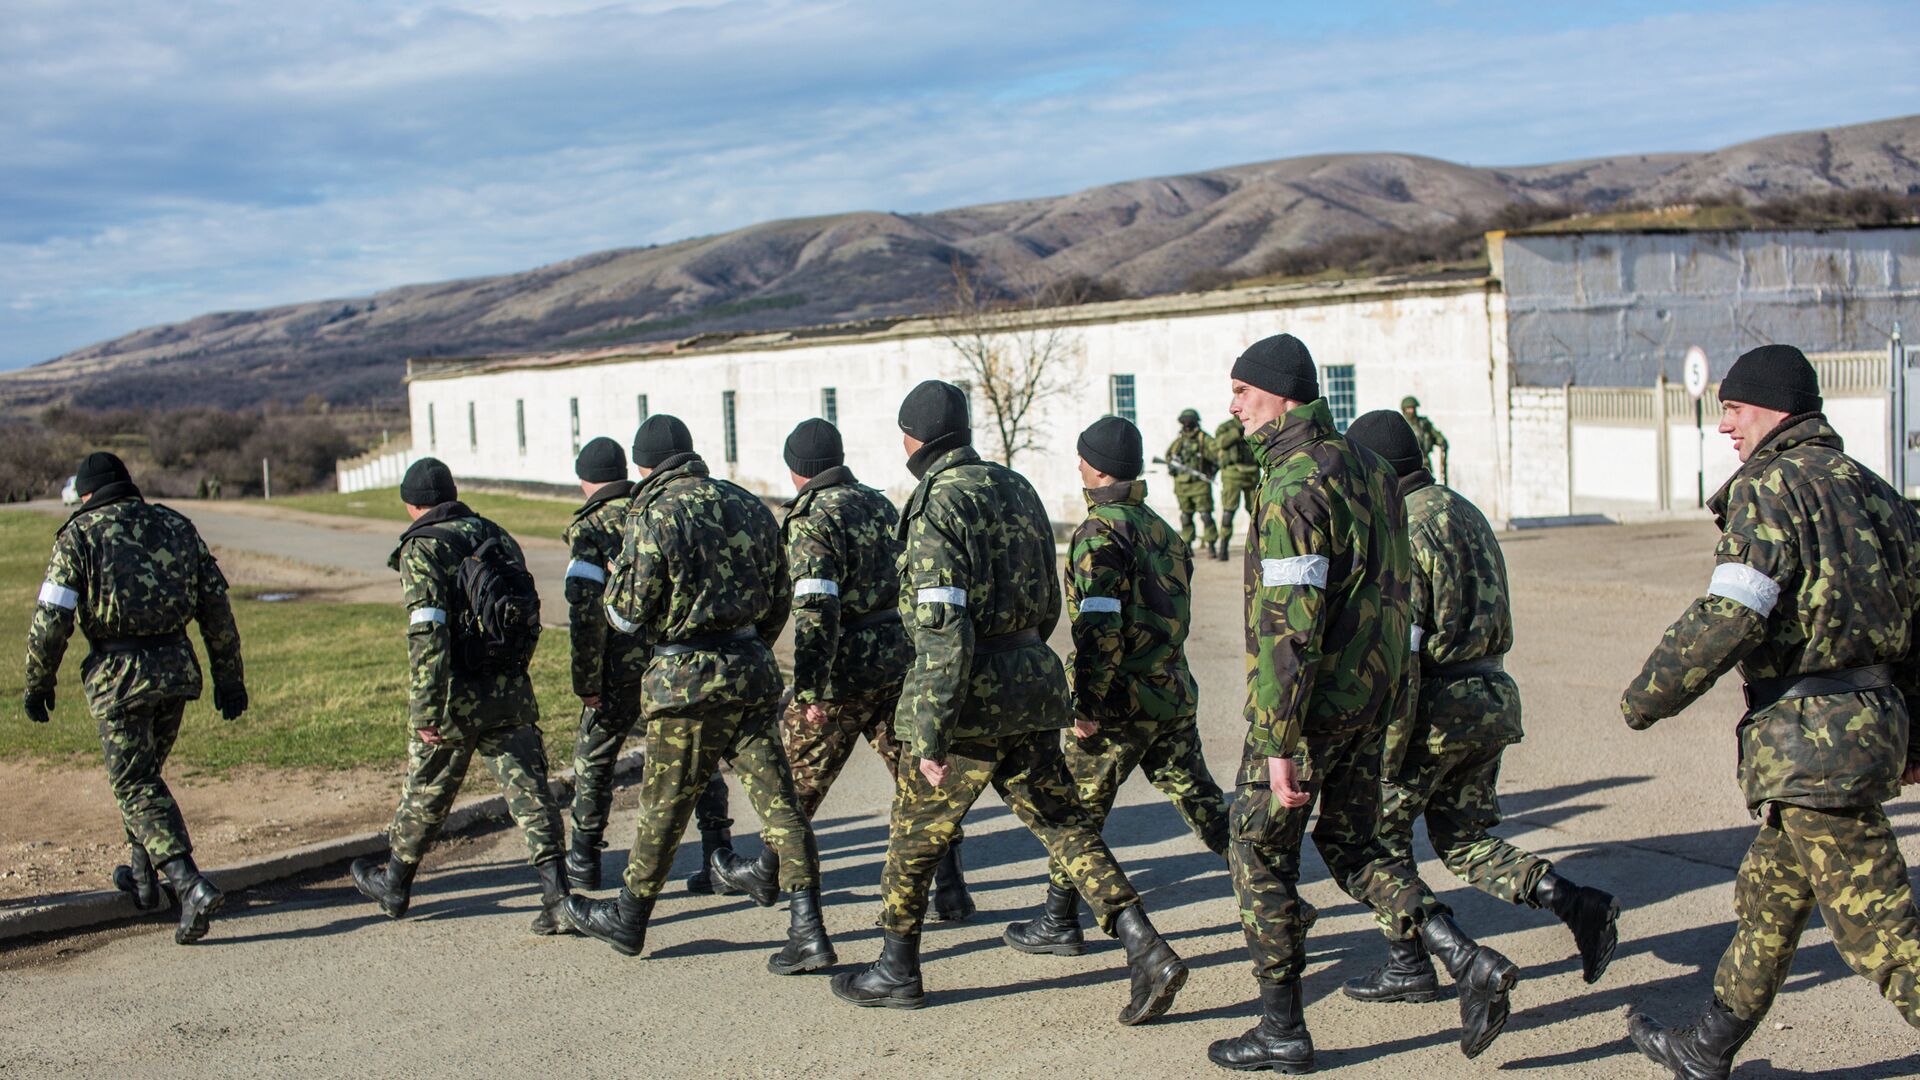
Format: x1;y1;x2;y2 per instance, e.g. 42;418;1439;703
516;399;527;455
1324;365;1357;431
1109;374;1136;424
468;402;477;451
722;390;738;464
428;403;437;450
570;397;581;455
820;387;837;425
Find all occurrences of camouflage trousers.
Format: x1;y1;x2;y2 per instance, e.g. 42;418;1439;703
621;696;818;900
98;697;193;865
1373;740;1549;941
879;729;1141;936
778;688;904;820
389;715;563;867
1048;711;1229;890
1217;466;1259;543
568;688;731;841
1230;729;1447;984
1175;486;1217;546
1714;803;1920;1027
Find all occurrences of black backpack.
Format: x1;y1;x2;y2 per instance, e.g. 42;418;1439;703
420;526;541;674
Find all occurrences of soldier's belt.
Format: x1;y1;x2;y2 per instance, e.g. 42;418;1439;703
1421;654;1505;680
90;629;190;655
975;627;1042;657
845;609;903;632
652;625;757;658
1742;663;1894;712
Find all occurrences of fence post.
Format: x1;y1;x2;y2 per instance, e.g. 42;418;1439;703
1653;374;1670;512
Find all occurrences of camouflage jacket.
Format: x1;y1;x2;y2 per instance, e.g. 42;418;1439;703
604;454;788;716
389;503;537;732
1066;480;1198;723
563;480;650;698
782;466;910;704
1243;399;1412;760
896;444;1068;760
1622;414;1920;813
1165;428;1219;493
25;484;243;713
1214;419;1258;475
1407;413;1448;459
1383;471;1522;776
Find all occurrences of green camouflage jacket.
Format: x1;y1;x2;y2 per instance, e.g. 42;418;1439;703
1243;399;1412;760
896;444;1068;760
389;502;537;732
604;454;788;715
1407;413;1448;459
1165;427;1219;493
1066;480;1197;723
1383;471;1522;776
563;480;650;698
1621;413;1920;813
782;466;910;705
25;485;243;713
1214;418;1258;475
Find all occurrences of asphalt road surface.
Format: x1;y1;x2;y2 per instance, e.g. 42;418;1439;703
2;516;1916;1079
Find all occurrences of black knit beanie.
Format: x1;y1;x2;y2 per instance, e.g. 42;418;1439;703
1718;344;1822;415
897;380;971;443
784;418;844;477
73;451;132;497
631;414;694;470
1231;333;1320;403
1077;416;1143;480
575;436;627;483
1345;410;1425;477
400;457;458;506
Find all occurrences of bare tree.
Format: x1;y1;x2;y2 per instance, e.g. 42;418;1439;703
937;260;1085;467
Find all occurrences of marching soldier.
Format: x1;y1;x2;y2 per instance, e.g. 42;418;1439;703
1214;416;1259;562
832;381;1188;1024
1620;345;1920;1079
23;451;243;945
566;416;834;976
709;419;975;921
1399;396;1448;484
559;437;733;895
1343;409;1619;1005
351;458;573;935
1001;415;1230;956
1208;335;1519;1073
1164;408;1219;553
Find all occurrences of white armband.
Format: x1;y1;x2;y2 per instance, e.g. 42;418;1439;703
916;586;967;606
410;607;447;626
1707;563;1781;617
565;559;606;584
1077;597;1122;615
1410;625;1426;652
37;582;79;611
605;605;640;634
1260;555;1329;589
795;578;840;597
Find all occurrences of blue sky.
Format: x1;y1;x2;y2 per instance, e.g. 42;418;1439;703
3;0;1915;371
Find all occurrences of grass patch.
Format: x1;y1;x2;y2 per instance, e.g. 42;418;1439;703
272;487;580;544
0;511;585;772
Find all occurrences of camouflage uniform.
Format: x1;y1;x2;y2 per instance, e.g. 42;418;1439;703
603;453;818;900
24;487;244;865
1234;399;1447;985
779;466;913;817
387;503;563;868
1401;401;1448;483
1055;478;1226;892
1622;413;1920;1027
1165;425;1218;547
878;444;1144;936
1214;418;1260;553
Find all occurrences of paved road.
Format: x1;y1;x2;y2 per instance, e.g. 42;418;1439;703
2;518;1916;1078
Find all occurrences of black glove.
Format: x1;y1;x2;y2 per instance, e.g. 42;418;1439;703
213;683;248;721
23;690;53;724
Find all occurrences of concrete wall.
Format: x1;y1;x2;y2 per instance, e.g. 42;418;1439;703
1507;385;1569;520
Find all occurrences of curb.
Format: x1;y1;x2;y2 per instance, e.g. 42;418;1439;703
0;749;645;944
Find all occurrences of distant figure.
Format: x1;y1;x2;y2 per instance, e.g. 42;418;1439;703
208;476;222;500
1213;416;1258;562
1163;408;1218;552
1400;396;1448;483
195;478;209;500
22;451;245;945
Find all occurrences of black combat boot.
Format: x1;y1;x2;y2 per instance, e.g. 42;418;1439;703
1216;537;1232;561
564;887;654;957
1206;980;1313;1074
830;931;925;1009
351;853;417;920
1419;914;1519;1059
1627;998;1758;1080
768;886;837;975
565;830;603;892
112;842;162;911
156;855;224;945
1004;882;1086;956
930;838;976;922
1531;869;1620;984
685;827;734;895
530;859;577;935
1114;904;1188;1025
1342;937;1442;1003
710;844;779;906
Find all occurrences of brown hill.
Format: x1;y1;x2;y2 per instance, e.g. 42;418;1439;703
7;114;1916;411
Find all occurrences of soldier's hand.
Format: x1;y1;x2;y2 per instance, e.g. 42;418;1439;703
213;684;248;721
579;694;602;710
1267;755;1311;809
803;703;829;726
418;725;445;746
1072;715;1100;739
918;757;951;787
1902;762;1920;787
23;690;54;724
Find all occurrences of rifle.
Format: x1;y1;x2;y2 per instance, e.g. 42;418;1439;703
1152;456;1211;483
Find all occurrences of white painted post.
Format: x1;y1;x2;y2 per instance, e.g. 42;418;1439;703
262;458;271;500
